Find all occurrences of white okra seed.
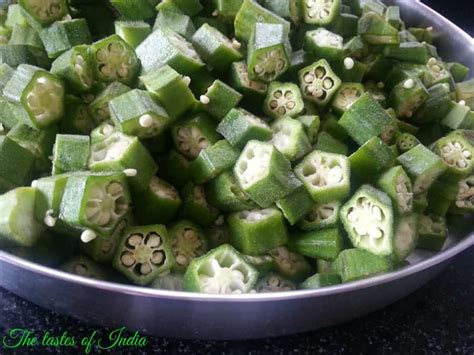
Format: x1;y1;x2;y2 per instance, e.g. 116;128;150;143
212;10;218;17
459;100;466;106
200;95;210;104
231;39;241;49
343;57;355;70
403;79;415;89
81;229;97;243
139;114;154;128
123;168;138;177
44;210;57;227
428;57;437;65
182;76;191;86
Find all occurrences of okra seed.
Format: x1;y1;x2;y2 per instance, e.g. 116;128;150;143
403;79;415;89
270;100;278;109
212;10;218;17
139;114;154;128
428;57;437;65
140;263;152;275
344;58;355;70
231;39;241;49
459;100;466;106
304;73;315;83
315;67;326;78
123;168;137;177
323;78;334;89
128;234;143;247
151;251;165;265
182;76;191;86
81;229;97;243
44;209;57;227
276;107;286;115
314;89;324;98
200;95;210;104
121;252;136;267
287;102;295;109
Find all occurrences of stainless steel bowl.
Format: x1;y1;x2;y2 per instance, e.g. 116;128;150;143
0;0;473;340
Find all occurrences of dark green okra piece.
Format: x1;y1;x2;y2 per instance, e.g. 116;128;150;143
340;185;395;256
229;61;268;106
301;0;341;26
134;176;182;225
264;82;304;119
60;96;95;135
234;140;296;208
159;149;192;188
52;134;90;175
90;35;140;85
289;228;343;261
396;133;420;153
243;254;274;274
417;214;447;252
217;108;272;149
392;213;419;262
426;57;454;88
180;183;220;227
140;64;196;120
298;200;341;231
206;171;256;212
271;117;312;161
299;59;341;107
115;21;152;49
109;89;172;139
358;11;399;45
349;137;395;179
397;144;447;195
0;135;35;192
411;83;452;124
261;0;300;23
314;132;348;156
19;0;69;28
269;246;312;281
154;1;195;39
3;64;65;129
376;166;414;215
234;0;290;43
88;132;158;191
296;115;320;144
441;101;474;131
304;28;344;62
456;79;474;110
228;207;288;255
110;0;157;20
256;272;296;292
88;81;131;123
168;220;208;272
448;62;469;83
0;187;44;247
0;44;39;68
452;175;473;213
183;243;258;294
191;23;242;72
276;179;314;225
432;134;473;181
295;150;350;204
331;82;365;115
300;273;341;289
331;58;367;83
332;248;392;283
426;178;459;216
61;256;108;281
114;224;175;286
383;42;429;65
388;77;429;119
321;113;349;141
136;27;204;75
408;26;434;44
200;79;243;121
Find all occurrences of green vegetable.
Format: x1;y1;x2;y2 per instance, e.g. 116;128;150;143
289;228;343;261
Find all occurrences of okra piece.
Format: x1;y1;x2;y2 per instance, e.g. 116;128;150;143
234;0;290;43
448;62;469;83
217;108;272;149
364;80;387;107
411;83;452;124
113;224;175;286
109;89;171;139
0;136;35;192
452;175;474;213
314;132;348;156
140;65;196;120
247;22;291;83
39;19;92;59
301;0;341;26
332;248;392;283
183;243;258;294
88;81;131;123
50;45;94;94
90;35;140;85
136;27;204;75
256;272;296;292
300;273;341;289
115;21;151;49
211;0;244;23
349;137;394;180
190;140;240;184
206;218;231;249
289;228;343;261
0;63;14;92
90;122;117;145
331;58;367;84
432;134;473;181
392;213;419;262
180;183;219;227
396;133;420;153
52;134;90;175
338;92;393;146
134;176;182;225
19;0;68;27
417;214;447;252
276;180;314;225
426;178;459;216
299;59;341;107
441;101;474;131
0;44;39;68
385;5;402;29
110;0;156;20
376;166;414;215
200;79;243;120
331;82;365;115
317;259;333;274
388;77;429;119
321;113;349;140
383;42;429;65
159;149;192;188
269;246;312;281
164;0;203;17
154;0;194;38
229;61;268;106
304;28;344;62
168;220;208;272
0;187;44;247
358;11;399;45
234;140;295;208
456;79;474;109
9;24;47;64
271;117;312;161
409;26;434;44
59;172;131;239
298;200;341;231
59;97;94;135
397;144;447;195
151;272;184;291
264;82;304;119
296;115;320;144
295;150;350;204
340;185;395;256
61;256;108;281
171;114;221;159
88;132;158;191
3;64;65;129
228;207;288;255
191;23;242;73
426;57;453;87
243;254;274;274
5;5;29;29
205;172;257;213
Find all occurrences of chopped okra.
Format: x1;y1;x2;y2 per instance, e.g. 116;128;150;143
264;82;304;119
256;272;296;293
61;256;108;281
298;200;341;231
271;117;312;161
299;59;341;107
269;246;312;281
417;214;447;252
180;182;220;227
301;0;341;26
19;0;69;27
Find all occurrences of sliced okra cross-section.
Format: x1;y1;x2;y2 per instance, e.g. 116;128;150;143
88;132;158;192
426;57;453;87
396;133;421;153
392;213;419;263
51;134;90;175
301;0;341;26
59;172;131;240
3;64;65;129
298;200;341;231
199;79;243;121
171;114;221;160
151;272;184;291
61;256;108;281
358;11;400;45
109;89;172;139
269;246;312;281
191;23;242;73
113;224;175;286
299;59;341;107
0;187;44;247
397;144;447;195
289;228;343;261
90;35;140;85
417;213;447;252
340;184;395;257
229;61;269;105
180;183;220;227
228;207;288;256
432;134;473;181
331;82;365;115
349;137;395;179
19;0;69;27
301;273;341;289
376;166;414;215
183;244;259;294
388;77;429;119
216;108;272;150
51;46;94;94
271;117;312;161
88;81;131;123
134;176;182;225
452;175;474;213
295;150;350;204
168;220;208;273
90;122;117;144
304;28;344;62
115;21;152;49
234;140;295;208
247;23;292;83
263;82;304;119
0;136;36;193
256;272;296;293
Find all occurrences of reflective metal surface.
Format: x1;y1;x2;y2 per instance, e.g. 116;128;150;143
0;0;473;340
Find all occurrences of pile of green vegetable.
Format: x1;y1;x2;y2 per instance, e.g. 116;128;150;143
0;0;472;294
